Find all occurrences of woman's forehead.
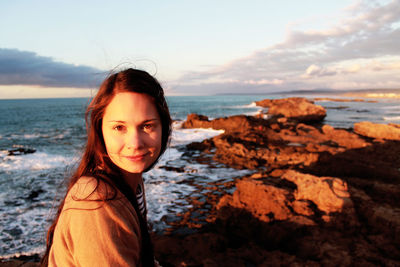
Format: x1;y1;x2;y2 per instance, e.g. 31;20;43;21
103;92;159;122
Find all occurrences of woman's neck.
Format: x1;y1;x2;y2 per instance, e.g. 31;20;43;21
120;170;143;193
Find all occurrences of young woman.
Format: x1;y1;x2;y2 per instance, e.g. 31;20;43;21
41;68;172;267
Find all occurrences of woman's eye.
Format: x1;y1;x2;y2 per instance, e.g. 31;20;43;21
113;125;125;131
142;124;154;131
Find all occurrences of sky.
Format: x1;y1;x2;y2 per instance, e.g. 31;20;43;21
0;0;399;98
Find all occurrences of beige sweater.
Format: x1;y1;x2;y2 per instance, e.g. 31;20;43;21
49;177;142;267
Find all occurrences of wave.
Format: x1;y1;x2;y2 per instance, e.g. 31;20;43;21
8;132;68;140
235;101;257;108
0;151;76;171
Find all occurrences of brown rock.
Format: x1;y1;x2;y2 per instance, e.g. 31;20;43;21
306;140;400;183
256;97;327;122
349;186;400;246
181;113;267;133
255;98;274;107
354;121;400;140
321;124;369;149
0;261;39;267
217;170;358;228
173;102;400;265
292;200;314;216
180;114;211;129
217;178;294;223
282;170;357;225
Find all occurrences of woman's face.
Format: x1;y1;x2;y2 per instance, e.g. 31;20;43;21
102;92;162;173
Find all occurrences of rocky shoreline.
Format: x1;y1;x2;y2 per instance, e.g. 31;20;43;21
153;97;400;266
2;97;399;266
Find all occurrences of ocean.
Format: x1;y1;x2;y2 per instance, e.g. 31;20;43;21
0;94;399;258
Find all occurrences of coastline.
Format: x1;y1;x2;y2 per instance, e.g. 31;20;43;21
152;97;400;266
342;92;400;99
273;88;400;100
2;95;400;266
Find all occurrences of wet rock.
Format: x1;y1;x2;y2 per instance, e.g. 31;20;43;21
186;139;214;152
354;121;400;141
26;189;45;201
5;226;23;237
7;148;36;156
158;166;185;173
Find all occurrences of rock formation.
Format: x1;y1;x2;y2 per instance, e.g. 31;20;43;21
153;97;400;266
354;121;400;141
181;113;265;133
255;97;327;122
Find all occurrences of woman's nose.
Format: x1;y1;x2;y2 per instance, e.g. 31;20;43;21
126;130;144;149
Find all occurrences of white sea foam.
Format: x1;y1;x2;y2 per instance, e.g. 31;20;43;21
162;147;183;160
146;181;196;224
171;122;224;146
230;102;257;108
9;133;44;140
0;204;49;259
227;101;266;116
7;129;71;140
144;147;254;231
23;133;43;139
383;116;400;121
380;105;400;110
0;152;75;171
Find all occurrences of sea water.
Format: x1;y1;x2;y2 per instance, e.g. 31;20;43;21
0;94;399;258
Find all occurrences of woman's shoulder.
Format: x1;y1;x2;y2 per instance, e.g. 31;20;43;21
65;176;124;205
57;175;138;220
52;177;142;267
62;176;136;216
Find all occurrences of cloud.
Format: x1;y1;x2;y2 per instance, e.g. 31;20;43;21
301;64;337;78
169;82;283;96
244;79;284;85
0;48;104;88
174;0;400;92
302;59;400;79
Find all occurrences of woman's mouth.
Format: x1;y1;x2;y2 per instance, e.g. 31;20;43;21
124;153;148;162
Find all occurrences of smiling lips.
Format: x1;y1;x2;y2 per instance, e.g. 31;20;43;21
124;153;148;162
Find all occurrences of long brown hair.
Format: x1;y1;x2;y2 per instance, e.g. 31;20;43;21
41;68;172;266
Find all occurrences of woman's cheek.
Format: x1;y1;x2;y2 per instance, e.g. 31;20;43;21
153;131;163;156
104;131;123;154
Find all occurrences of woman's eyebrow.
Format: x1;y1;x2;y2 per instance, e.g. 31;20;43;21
142;118;159;123
107;120;127;123
107;118;159;123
